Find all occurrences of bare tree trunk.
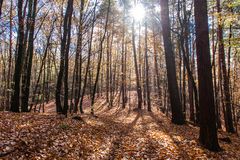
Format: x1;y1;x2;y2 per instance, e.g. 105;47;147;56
132;18;142;110
55;0;73;115
79;0;97;113
109;28;114;107
6;0;13;111
29;20;55;111
138;22;143;105
63;0;73;116
216;0;235;133
211;7;221;129
121;4;126;109
152;25;161;104
22;0;37;112
90;0;110;114
106;33;110;104
1;46;6;111
160;0;184;125
144;21;151;112
10;0;25;112
73;0;84;113
194;0;220;151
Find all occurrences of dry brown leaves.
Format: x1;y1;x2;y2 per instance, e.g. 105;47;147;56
0;104;240;160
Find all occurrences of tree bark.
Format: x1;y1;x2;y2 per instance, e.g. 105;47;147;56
73;0;84;113
55;0;73;115
152;25;161;104
132;18;142;110
121;3;126;109
6;0;13;111
91;0;110;114
29;20;55;111
10;0;25;112
194;0;220;151
160;0;184;125
216;0;235;133
144;21;151;112
21;0;37;112
79;0;97;113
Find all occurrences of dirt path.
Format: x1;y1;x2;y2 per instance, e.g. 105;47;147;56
1;98;240;159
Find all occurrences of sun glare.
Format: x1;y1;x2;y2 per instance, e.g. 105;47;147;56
130;4;145;21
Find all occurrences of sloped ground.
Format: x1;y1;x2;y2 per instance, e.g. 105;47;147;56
0;99;240;159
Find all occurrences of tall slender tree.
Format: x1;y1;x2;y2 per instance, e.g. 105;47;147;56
152;24;161;105
91;0;111;115
55;0;73;115
73;0;85;113
160;0;184;125
144;20;151;112
21;0;37;112
79;0;97;113
216;0;235;133
132;18;142;110
6;0;13;111
121;2;126;109
194;0;220;151
10;0;25;112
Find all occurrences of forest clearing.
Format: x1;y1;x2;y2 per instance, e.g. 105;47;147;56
0;0;240;159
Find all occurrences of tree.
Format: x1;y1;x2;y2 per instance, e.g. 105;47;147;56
132;17;143;110
55;0;73;116
6;0;13;111
10;0;25;112
152;24;162;105
121;2;126;109
79;0;97;113
90;0;111;115
216;0;235;133
21;0;37;112
194;0;220;151
29;18;56;112
144;20;151;112
73;0;85;113
159;0;184;125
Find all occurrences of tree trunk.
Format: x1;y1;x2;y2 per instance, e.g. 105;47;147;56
121;4;126;109
22;0;37;112
79;0;97;113
6;0;13;111
63;0;73;116
160;0;184;125
144;21;151;112
10;0;25;112
73;0;84;113
90;0;110;114
29;20;55;111
106;33;110;104
132;18;142;110
55;0;73;115
194;0;220;151
211;7;221;129
216;0;235;133
152;25;161;104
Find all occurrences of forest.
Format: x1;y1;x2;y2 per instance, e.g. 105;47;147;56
0;0;240;159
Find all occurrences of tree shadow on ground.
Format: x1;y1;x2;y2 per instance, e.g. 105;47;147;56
148;111;200;159
106;111;142;160
138;113;159;158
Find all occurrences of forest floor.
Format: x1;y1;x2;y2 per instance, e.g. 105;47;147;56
0;95;240;159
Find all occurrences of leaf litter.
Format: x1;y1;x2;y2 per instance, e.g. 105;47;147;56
0;101;240;160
